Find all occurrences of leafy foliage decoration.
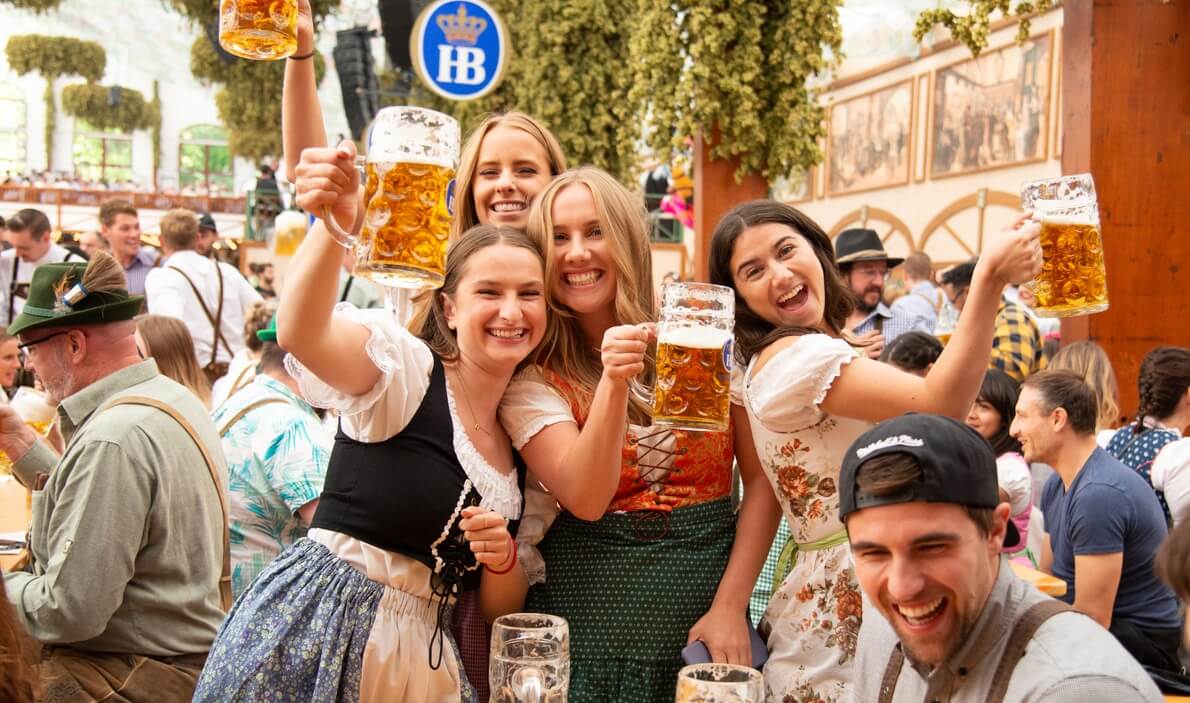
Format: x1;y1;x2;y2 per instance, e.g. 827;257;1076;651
61;83;158;132
914;0;1058;56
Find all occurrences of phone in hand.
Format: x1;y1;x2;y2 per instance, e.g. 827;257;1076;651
680;622;768;670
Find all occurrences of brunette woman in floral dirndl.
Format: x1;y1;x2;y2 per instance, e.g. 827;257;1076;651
499;168;781;701
708;200;1043;702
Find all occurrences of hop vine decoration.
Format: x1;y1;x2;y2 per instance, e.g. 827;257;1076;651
61;84;158;132
170;0;334;161
631;0;844;182
6;34;106;167
914;0;1058;56
0;0;64;12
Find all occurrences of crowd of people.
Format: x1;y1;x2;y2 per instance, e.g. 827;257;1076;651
0;169;237;198
0;9;1187;703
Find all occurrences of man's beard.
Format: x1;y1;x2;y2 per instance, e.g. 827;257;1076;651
855;285;882;313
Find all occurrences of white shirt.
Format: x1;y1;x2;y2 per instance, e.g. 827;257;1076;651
0;243;86;325
144;250;263;366
1151;438;1190;526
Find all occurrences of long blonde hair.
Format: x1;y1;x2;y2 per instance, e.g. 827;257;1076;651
1048;340;1120;431
135;314;212;408
526;167;655;422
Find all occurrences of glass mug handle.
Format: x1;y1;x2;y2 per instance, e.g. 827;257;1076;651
512;668;544;703
318;155;367;249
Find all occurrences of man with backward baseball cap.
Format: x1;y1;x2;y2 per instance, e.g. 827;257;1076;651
841;413;1161;702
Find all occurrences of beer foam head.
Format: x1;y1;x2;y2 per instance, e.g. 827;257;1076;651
10;391;55;424
275;211;307;231
1037;212;1096;226
366;107;459;168
658;325;733;350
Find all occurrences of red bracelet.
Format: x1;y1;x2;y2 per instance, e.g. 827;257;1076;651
485;537;518;575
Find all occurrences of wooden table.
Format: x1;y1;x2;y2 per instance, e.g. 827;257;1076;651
1010;561;1068;597
0;475;30;571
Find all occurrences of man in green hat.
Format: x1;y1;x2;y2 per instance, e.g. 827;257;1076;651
0;252;227;701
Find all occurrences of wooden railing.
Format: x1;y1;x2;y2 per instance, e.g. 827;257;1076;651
0;185;247;217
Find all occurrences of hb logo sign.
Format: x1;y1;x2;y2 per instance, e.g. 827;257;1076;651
411;0;508;101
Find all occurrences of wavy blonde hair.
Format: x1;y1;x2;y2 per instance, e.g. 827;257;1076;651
136;314;212;408
407;112;567;333
1048;340;1120;431
526;167;655;422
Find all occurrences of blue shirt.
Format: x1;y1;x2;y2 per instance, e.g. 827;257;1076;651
889;281;941;333
1041;447;1180;630
852;301;933;345
212;375;332;596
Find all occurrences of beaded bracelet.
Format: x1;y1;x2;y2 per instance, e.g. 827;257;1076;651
485;537;518;575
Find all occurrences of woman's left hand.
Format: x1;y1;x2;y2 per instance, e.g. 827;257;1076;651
687;603;753;666
460;506;514;571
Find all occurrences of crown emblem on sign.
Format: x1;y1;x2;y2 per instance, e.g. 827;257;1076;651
437;4;487;45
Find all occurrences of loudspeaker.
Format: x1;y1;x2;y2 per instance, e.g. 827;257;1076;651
334;28;380;140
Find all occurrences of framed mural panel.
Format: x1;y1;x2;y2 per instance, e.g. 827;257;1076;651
929;31;1053;179
770;167;813;204
827;78;914;196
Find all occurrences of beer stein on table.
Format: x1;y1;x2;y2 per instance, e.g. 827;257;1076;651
490;613;569;702
324;106;460;290
218;0;298;61
1019;173;1109;317
640;282;735;433
675;663;764;702
0;388;56;474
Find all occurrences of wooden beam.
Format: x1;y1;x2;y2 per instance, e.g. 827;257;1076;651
692;131;768;282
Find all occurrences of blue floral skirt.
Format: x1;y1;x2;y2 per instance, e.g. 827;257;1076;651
193;536;476;702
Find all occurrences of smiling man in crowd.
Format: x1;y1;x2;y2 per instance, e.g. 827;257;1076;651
843;413;1160;702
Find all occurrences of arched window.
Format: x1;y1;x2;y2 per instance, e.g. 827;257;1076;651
179;124;232;195
72;120;132;185
0;83;27;175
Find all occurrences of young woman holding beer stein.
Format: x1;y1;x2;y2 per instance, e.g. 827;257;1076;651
192;141;596;702
706;200;1041;701
499;167;779;701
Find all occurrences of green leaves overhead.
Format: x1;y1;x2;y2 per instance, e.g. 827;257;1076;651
5;34;105;82
914;0;1057;56
61;83;158;132
0;0;64;13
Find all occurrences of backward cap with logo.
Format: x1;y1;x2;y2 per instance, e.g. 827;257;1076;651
839;413;1020;549
7;251;143;336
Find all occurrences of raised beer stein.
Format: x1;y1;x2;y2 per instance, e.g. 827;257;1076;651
1019;173;1109;317
218;0;298;61
639;282;735;433
675;663;764;702
273;210;307;257
324;106;460;290
490;613;570;703
0;388;56;474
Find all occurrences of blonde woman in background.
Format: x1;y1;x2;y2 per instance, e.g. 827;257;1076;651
1048;340;1121;445
134;314;212;408
211;300;277;407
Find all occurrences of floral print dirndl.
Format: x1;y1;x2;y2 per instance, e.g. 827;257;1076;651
742;334;869;703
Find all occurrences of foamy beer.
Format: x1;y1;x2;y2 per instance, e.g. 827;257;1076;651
1020;174;1109;317
273;210;307;257
0;388;55;474
218;0;298;61
650;283;735;433
324;107;460;290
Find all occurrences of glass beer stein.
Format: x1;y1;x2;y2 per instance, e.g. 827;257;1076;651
218;0;298;61
0;388;56;474
1019;173;1109;317
641;282;735;433
273;210;307;257
675;663;764;702
490;613;570;703
324;106;460;290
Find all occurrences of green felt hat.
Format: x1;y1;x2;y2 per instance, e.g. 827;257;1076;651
7;258;144;336
256;314;278;343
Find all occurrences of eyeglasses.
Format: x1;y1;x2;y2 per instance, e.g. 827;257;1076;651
17;330;71;353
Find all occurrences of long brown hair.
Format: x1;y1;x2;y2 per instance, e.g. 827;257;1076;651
708;200;854;365
525;168;656;422
419;224;546;366
135;314;212;407
1048;340;1120;431
1135;346;1190;430
0;593;37;702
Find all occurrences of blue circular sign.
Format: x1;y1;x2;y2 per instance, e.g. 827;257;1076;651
411;0;508;102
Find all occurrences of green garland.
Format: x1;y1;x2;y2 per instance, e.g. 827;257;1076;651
172;0;334;161
630;0;843;182
150;81;162;185
914;0;1057;56
6;34;107;167
61;84;156;132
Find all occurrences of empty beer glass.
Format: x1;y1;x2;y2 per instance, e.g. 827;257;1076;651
218;0;298;61
1020;173;1109;317
324;106;460;290
0;388;56;474
490;613;569;702
675;664;764;702
646;282;735;433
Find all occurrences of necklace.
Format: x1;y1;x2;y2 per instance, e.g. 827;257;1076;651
451;368;492;436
